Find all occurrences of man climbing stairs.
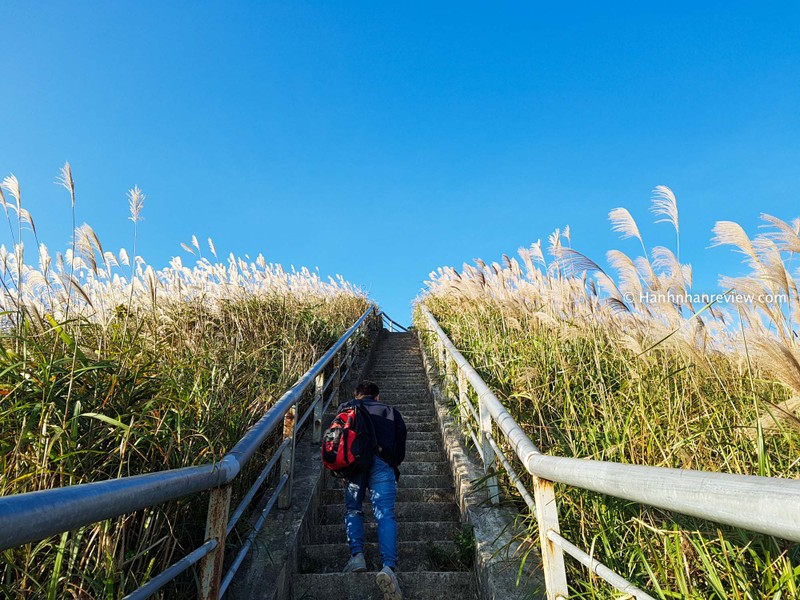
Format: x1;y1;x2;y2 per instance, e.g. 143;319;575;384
292;331;477;599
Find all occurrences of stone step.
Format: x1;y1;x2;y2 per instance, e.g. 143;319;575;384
293;571;475;600
374;387;427;392
382;402;432;408
370;359;422;363
322;487;454;505
300;541;460;573
320;501;459;524
398;474;454;489
398;418;439;427
393;408;436;417
405;440;440;453
399;461;450;476
325;473;454;491
310;519;462;545
375;398;431;407
369;374;427;378
406;431;441;441
405;451;444;462
372;385;427;390
401;412;438;421
372;374;426;379
400;422;438;432
378;396;430;403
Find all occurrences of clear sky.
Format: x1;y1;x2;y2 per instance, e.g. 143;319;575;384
2;2;799;324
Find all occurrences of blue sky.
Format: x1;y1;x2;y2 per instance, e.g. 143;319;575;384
2;2;799;323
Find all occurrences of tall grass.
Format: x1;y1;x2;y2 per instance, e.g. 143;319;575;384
0;166;371;598
416;187;800;598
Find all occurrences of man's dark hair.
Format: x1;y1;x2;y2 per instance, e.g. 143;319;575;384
355;380;380;398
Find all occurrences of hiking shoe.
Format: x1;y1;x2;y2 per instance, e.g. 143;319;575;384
342;552;367;573
376;565;402;600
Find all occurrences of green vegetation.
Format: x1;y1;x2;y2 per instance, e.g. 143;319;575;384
428;524;475;572
0;167;370;598
416;187;800;598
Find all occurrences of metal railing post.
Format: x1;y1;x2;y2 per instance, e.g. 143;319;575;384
332;353;341;407
533;477;568;599
456;368;470;426
437;338;446;374
346;338;355;374
312;372;325;443
478;395;500;503
445;351;455;387
278;402;297;509
199;485;232;600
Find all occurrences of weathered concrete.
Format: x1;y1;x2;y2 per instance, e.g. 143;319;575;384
313;520;461;545
319;500;459;524
418;332;546;600
301;540;459;573
321;486;454;504
293;571;475;600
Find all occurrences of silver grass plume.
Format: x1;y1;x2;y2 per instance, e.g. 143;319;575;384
609;207;643;243
1;174;21;209
56;162;76;207
18;208;36;236
556;247;629;311
651;185;679;234
760;213;800;254
607;249;643;303
75;224;102;273
651;185;680;261
711;221;761;268
128;186;145;223
529;240;545;266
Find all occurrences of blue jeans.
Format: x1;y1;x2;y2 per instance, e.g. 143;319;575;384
344;456;398;568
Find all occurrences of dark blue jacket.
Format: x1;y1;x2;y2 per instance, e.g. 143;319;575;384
339;396;407;470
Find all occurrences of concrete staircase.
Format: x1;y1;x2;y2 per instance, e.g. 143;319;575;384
293;332;477;600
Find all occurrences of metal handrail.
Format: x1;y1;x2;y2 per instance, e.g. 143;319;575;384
379;311;409;332
420;305;800;600
0;305;379;599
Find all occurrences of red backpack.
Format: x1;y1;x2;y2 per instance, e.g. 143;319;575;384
321;400;376;478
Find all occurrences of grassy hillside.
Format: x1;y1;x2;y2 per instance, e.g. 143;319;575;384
0;168;371;598
416;188;800;598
